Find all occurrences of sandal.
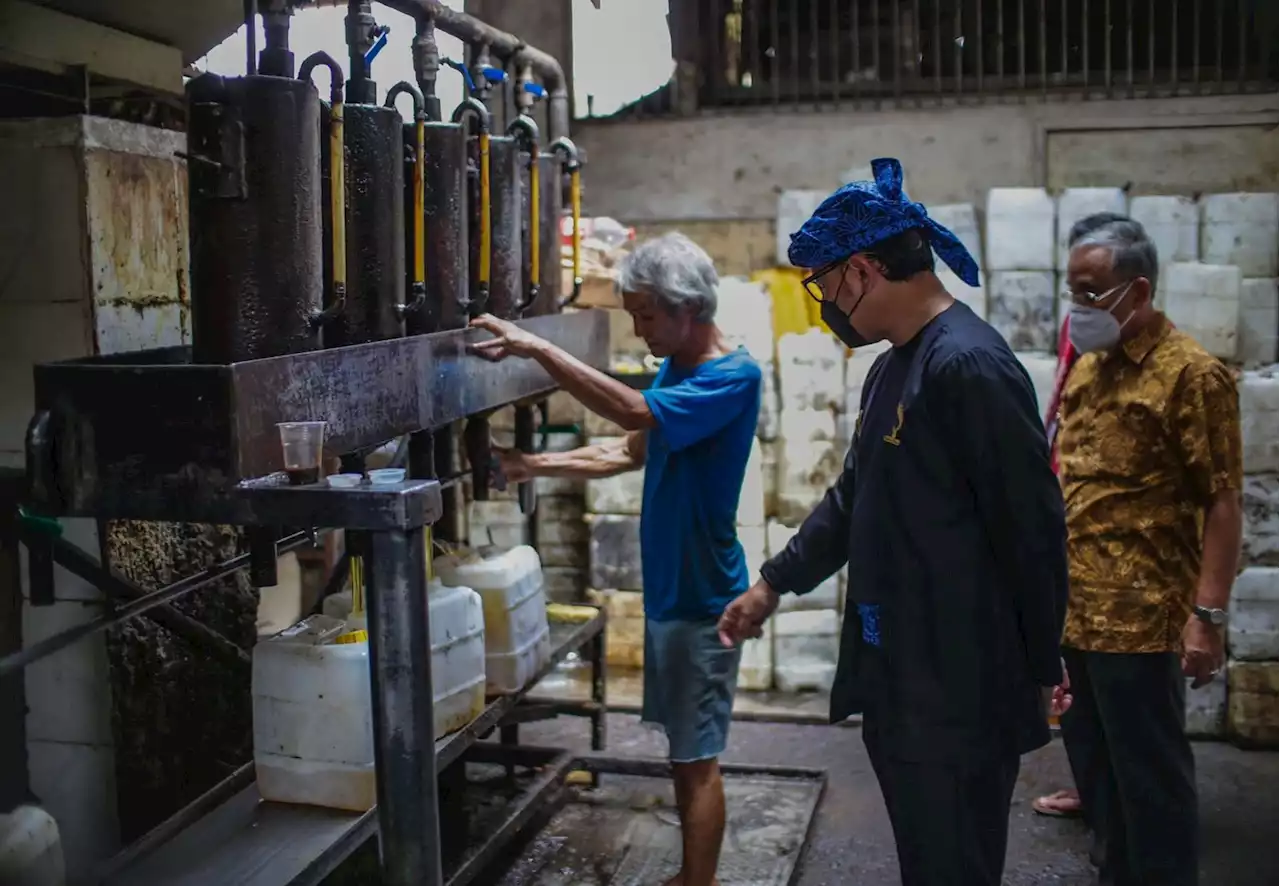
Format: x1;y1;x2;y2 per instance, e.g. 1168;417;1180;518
1032;789;1083;818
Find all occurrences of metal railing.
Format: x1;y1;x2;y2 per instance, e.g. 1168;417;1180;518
691;0;1278;110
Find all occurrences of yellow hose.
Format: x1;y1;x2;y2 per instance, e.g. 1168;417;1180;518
569;166;582;288
478;131;491;287
330;101;347;297
349;553;364;617
413;116;425;289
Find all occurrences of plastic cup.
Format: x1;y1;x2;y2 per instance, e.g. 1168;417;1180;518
326;473;362;489
367;468;406;486
277;421;327;485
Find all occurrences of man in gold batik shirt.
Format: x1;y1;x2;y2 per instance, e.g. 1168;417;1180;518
1058;214;1243;886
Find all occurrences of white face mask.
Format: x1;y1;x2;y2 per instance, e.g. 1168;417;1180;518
1066;281;1135;353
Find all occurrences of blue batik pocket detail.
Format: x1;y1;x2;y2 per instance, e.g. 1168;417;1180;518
856;603;882;647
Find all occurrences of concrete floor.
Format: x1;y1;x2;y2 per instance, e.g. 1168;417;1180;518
523;713;1279;886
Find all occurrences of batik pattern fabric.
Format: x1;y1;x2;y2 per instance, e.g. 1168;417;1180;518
1058;314;1244;653
786;157;981;287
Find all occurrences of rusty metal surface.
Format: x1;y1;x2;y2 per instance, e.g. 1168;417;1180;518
417;122;469;335
187;74;324;363
486;136;523;321
326;103;405;347
83;137;191;354
27;310;609;521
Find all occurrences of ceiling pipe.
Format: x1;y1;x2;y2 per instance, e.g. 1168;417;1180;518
301;0;570;141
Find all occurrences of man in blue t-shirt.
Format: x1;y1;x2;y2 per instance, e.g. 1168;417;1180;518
470;232;761;886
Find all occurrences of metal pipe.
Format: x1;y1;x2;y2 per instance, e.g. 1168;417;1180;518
259;0;294;77
244;0;258;76
0;531;317;679
387;81;428;319
311;0;571;140
507;114;541;313
452;96;493;314
413;14;442;122
346;0;378;104
362;526;442;886
551;136;582;308
299;52;349;327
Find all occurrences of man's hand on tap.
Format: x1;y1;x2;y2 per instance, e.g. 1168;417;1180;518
469;314;545;361
492;447;534;483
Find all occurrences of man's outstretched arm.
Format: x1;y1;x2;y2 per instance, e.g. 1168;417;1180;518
501;431;646;481
470;315;656;431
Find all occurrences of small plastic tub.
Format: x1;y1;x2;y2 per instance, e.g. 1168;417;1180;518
326;473;362;489
367;468;406;486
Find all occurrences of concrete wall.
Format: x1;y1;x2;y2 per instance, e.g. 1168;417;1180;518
572;94;1278;228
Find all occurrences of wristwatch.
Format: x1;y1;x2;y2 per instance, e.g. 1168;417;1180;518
1193;605;1227;627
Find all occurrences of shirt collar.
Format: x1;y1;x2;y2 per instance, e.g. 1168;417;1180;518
1120;313;1171;365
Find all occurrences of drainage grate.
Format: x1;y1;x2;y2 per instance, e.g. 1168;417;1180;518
609;845;794;886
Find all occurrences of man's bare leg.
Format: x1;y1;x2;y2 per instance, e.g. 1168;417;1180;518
663;758;726;886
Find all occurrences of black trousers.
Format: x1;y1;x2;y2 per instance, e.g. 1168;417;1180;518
1060;647;1199;886
864;728;1020;886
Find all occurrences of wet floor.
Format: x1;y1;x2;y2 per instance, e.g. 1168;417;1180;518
517;713;1280;886
492;772;821;886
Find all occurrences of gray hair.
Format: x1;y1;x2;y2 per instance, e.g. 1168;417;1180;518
616;232;719;322
1070;213;1160;291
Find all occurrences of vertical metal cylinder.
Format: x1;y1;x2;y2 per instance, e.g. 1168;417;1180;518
188;74;323;363
323;103;405;347
486;136;523;320
362;527;443;886
416;122;470;335
530;153;564;314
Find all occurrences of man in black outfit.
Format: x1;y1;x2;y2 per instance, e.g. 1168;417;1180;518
718;158;1072;885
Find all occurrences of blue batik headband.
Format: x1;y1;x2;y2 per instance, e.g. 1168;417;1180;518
787;157;981;287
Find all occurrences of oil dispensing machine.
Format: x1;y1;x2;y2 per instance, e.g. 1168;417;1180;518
11;1;607;885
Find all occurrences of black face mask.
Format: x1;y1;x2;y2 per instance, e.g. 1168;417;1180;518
821;271;882;349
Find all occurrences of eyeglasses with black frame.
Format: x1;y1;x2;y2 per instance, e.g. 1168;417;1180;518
800;258;848;303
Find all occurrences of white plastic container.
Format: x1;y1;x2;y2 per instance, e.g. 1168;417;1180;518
1056;188;1128;270
1238;367;1278;474
1229;567;1280;662
988;271;1056;352
1200;192;1280;277
928;203;983;267
0;806;64;886
715;277;775;361
776;438;844;525
985;188;1056;271
434;545;552;694
1129;195;1199;269
1238;278;1280;368
773;609;840;693
1162;262;1241;360
1242;475;1279;569
253;584;486;811
778;328;846;413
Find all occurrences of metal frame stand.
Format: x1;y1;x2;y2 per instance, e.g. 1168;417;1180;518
361;526;441;886
235;479;445;886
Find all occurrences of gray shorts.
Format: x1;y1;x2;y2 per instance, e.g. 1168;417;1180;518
641;617;742;763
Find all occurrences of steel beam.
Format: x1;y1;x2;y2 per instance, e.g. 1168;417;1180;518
27;311;607;521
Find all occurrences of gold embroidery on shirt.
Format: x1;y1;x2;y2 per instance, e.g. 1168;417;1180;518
882;403;905;446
